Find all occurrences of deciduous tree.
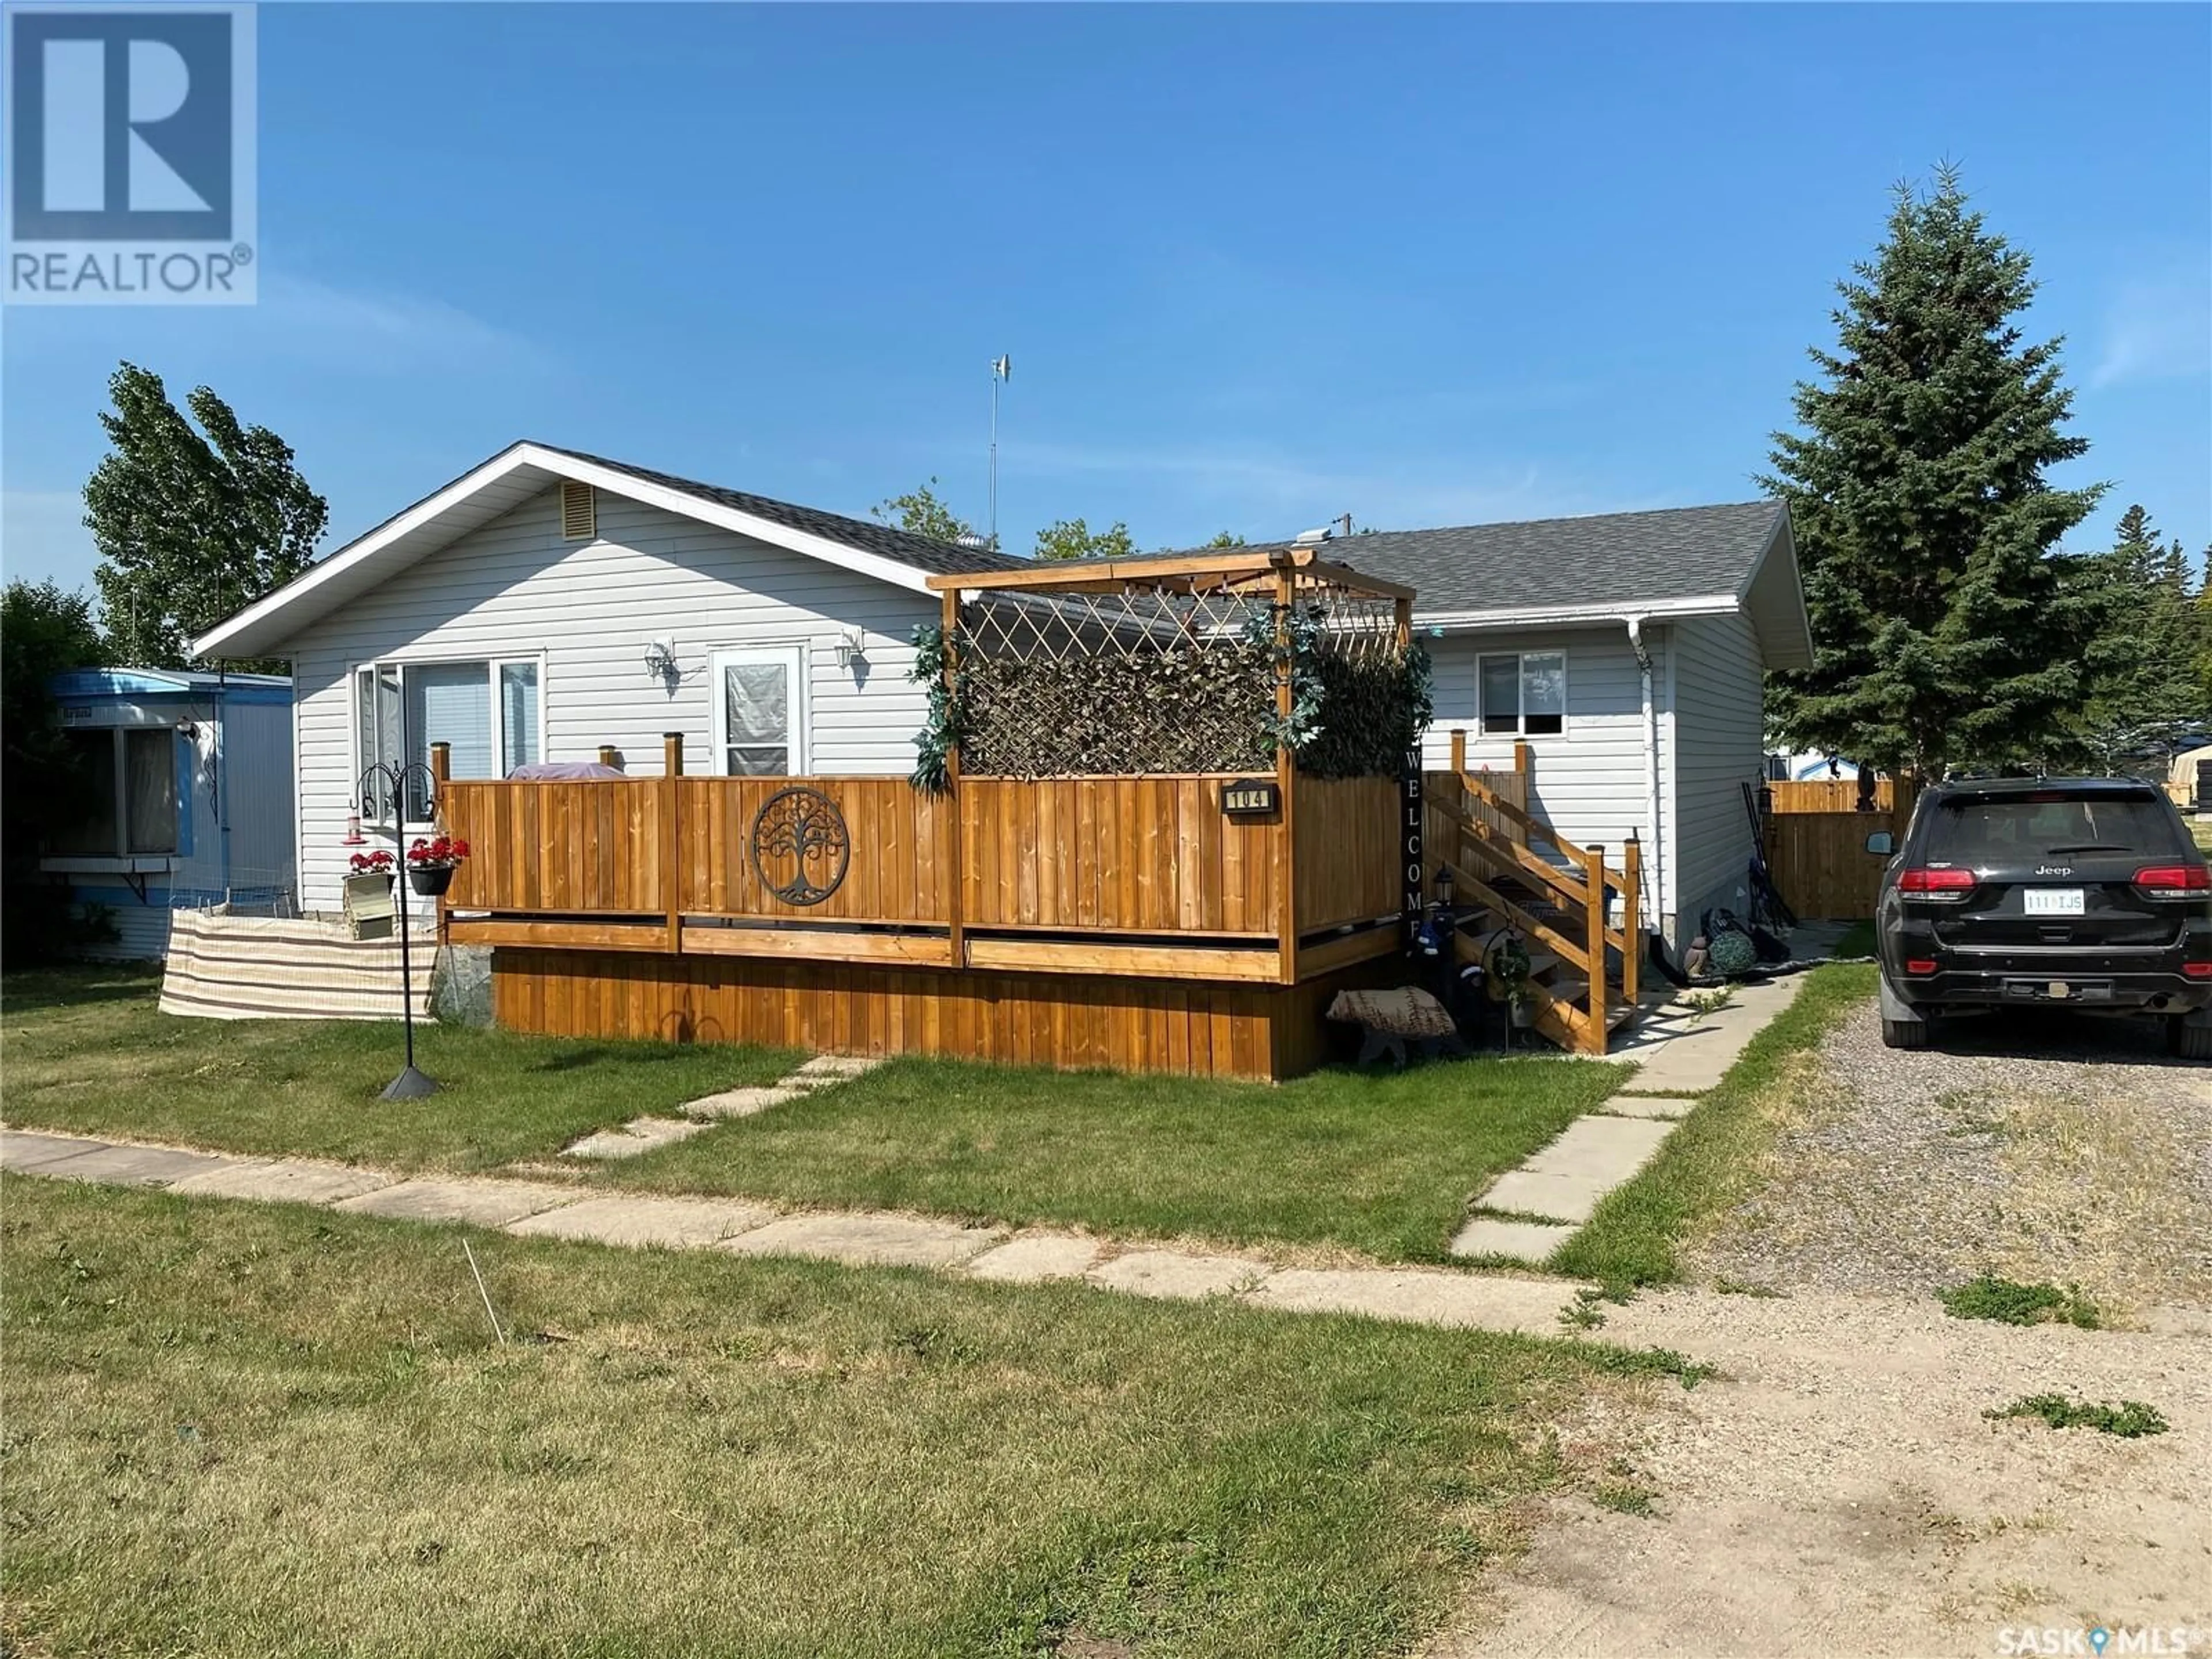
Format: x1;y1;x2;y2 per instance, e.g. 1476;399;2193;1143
85;362;327;671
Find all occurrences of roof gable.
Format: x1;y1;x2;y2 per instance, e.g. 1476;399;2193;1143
191;442;1022;660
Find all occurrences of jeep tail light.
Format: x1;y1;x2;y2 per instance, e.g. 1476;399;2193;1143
1897;868;1976;902
1905;958;1939;976
2133;864;2211;900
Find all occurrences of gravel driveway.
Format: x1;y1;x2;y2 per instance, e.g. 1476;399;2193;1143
1693;1003;2212;1316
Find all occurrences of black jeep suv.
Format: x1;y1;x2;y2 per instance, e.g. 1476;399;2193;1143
1869;777;2212;1058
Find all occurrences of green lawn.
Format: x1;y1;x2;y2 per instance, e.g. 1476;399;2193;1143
1550;963;1878;1286
2191;816;2212;855
0;1175;1666;1659
4;968;1625;1264
0;967;796;1173
605;1052;1624;1263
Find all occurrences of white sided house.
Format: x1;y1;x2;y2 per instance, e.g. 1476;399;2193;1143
193;443;1809;950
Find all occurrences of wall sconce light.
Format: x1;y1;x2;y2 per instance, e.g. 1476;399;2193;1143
834;629;869;671
643;637;677;681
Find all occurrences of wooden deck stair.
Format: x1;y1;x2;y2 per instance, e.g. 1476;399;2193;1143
1430;731;1641;1057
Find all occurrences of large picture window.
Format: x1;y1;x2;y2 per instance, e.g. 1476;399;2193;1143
55;726;180;857
1477;650;1566;736
353;658;543;821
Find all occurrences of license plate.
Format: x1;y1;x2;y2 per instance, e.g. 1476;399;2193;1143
2024;887;2085;917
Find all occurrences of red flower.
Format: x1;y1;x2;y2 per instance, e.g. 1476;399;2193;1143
404;833;470;869
349;850;395;874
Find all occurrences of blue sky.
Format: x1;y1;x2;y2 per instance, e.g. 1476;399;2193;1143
5;2;2209;602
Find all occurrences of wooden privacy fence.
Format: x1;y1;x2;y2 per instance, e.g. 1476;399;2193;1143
1763;778;1918;918
1767;778;1895;813
434;737;1404;986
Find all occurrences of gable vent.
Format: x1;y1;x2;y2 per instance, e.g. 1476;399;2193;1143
559;479;596;541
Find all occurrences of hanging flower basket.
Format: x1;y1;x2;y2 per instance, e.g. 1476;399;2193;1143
406;834;469;897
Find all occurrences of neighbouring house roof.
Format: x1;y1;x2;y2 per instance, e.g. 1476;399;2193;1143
1074;501;1812;671
51;666;291;700
191;441;1024;661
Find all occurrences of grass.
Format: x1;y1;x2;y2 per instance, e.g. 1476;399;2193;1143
604;1052;1627;1263
0;967;797;1174
2190;817;2212;855
3;969;1626;1264
1984;1395;2169;1438
1548;963;1879;1286
1940;1274;2101;1330
1;1173;1642;1659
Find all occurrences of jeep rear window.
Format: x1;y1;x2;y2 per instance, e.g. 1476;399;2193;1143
1927;792;2176;859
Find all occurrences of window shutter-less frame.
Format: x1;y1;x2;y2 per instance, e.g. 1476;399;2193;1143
560;480;596;541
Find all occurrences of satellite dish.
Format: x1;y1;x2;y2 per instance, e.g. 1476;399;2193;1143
991;354;1011;381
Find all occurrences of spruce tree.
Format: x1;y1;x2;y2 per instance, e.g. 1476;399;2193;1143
1763;168;2105;778
2070;506;2209;770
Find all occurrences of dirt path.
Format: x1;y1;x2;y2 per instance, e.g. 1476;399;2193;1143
1437;1289;2210;1658
1435;1007;2212;1658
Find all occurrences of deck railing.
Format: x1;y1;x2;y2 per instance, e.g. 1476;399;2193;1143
1423;731;1637;1056
433;737;1403;986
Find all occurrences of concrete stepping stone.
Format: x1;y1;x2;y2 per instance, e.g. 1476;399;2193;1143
680;1085;806;1120
33;1143;246;1188
1248;1268;1578;1334
1449;1217;1577;1264
964;1234;1105;1283
335;1177;579;1229
506;1195;777;1249
1087;1249;1267;1301
1597;1096;1696;1120
1477;1114;1679;1223
168;1157;395;1207
1612;975;1805;1094
717;1212;1002;1270
561;1116;710;1160
785;1054;883;1089
0;1128;113;1171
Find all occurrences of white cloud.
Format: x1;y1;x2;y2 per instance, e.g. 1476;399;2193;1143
2;270;551;378
2090;268;2212;388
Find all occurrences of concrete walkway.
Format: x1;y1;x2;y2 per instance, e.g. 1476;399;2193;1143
1452;972;1812;1264
560;1052;887;1160
0;1126;1588;1338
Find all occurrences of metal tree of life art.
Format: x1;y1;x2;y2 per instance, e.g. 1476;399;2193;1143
748;786;850;906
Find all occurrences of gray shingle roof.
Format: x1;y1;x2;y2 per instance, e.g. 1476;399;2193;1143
541;444;1028;579
1148;501;1787;616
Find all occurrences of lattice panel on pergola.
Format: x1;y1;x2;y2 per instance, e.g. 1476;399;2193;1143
953;579;1408;778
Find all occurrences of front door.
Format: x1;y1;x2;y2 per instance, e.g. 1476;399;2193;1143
710;646;805;775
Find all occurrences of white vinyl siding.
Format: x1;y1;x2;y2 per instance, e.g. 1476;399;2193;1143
284;484;937;913
1424;626;1661;915
1664;612;1768;937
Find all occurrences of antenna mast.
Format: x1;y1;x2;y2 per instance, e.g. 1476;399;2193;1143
988;354;1010;550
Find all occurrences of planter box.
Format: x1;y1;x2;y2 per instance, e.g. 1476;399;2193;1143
342;872;395;940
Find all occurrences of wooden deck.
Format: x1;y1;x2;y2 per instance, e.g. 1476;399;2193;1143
430;738;1408;1079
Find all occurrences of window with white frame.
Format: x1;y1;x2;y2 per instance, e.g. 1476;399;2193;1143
710;646;804;775
1478;650;1566;736
353;658;542;821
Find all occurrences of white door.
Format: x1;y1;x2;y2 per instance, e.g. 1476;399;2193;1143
710;646;806;775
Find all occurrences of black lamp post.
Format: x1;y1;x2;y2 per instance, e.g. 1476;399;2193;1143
352;694;438;1101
